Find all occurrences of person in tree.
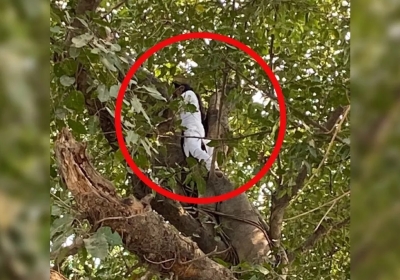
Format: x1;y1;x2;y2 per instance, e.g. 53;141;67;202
172;75;222;177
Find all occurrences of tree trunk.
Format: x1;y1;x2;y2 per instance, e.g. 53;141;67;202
54;128;236;280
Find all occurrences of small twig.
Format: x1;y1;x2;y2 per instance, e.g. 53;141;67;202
101;0;127;19
284;190;350;222
179;246;231;265
314;199;337;232
94;213;139;226
158;129;271;142
144;255;176;270
293;217;350;256
224;58;349;145
315;105;350;171
289;105;350;205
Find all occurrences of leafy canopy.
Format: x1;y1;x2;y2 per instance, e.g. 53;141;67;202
50;0;350;279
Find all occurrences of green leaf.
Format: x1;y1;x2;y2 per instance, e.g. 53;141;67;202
93;41;109;53
65;91;84;112
110;44;121;52
109;84;120;98
310;86;322;94
213;258;230;267
303;160;312;174
69;47;80;59
186;157;198;168
193;172;206;195
101;56;117;72
307;145;317;158
60;75;75;87
126;131;139;145
71;33;94;48
97;84;109;102
195;4;205;14
206;140;219;147
183;173;193;185
84;234;108;260
96;227;123;246
185;103;198;113
130;96;143;113
51;205;63;216
50;26;61;33
254;264;270;275
68;119;87;134
142;85;167;101
50;214;74;238
130;96;152;125
114;150;124;162
51;228;74;254
91;48;100;54
55;108;67;120
88;116;98;134
140;139;153;156
168;177;177;190
76;17;89;28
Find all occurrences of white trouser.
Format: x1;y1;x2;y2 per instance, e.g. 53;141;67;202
182;129;218;171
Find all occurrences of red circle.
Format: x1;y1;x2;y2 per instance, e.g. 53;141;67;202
115;32;286;204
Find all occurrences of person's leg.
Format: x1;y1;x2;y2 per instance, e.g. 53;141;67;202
202;139;219;170
183;136;214;170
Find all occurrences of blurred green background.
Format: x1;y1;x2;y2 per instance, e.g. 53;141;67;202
0;0;49;279
351;0;400;279
0;0;399;279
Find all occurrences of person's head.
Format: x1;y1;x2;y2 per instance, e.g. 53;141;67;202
171;75;207;122
172;75;193;97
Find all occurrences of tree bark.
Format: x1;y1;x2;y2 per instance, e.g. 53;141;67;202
63;0;273;271
54;128;236;280
201;82;273;265
50;270;68;280
62;0;230;261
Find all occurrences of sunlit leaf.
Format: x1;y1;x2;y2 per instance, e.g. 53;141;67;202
97;84;109;102
71;33;94;48
60;75;75;87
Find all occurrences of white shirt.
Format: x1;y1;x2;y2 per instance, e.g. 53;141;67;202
179;90;205;136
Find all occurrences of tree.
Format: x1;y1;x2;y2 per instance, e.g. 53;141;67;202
50;0;350;279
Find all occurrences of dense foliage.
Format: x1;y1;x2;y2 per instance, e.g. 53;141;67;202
50;0;350;279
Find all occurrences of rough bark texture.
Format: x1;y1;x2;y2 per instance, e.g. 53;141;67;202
54;128;236;280
50;270;67;280
63;0;230;264
201;86;273;265
129;174;230;258
269;165;308;248
201;172;272;264
63;0;273;273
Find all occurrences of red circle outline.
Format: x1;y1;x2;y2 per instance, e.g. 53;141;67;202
115;32;286;204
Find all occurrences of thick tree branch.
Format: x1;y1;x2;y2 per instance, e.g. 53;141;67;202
129;174;230;258
50;270;68;280
64;0;273;269
269;164;308;247
54;128;236;280
64;0;228;259
323;106;345;132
